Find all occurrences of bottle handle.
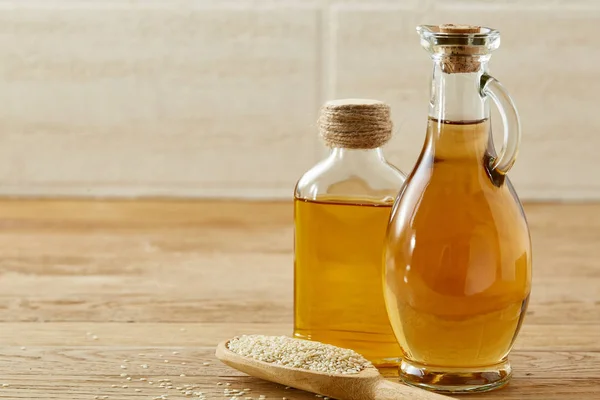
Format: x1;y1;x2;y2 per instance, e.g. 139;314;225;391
480;74;521;175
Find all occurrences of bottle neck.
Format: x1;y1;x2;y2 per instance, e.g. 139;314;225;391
328;147;386;164
429;57;490;122
426;57;491;163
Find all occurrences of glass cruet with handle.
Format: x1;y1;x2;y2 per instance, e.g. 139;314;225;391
383;24;532;393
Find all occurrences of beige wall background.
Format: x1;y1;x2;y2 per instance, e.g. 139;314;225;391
0;0;598;200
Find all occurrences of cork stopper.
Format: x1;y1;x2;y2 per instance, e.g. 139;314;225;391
438;24;481;34
437;24;482;74
318;99;392;149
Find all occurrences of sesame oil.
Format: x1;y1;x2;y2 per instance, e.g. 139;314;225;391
293;198;402;366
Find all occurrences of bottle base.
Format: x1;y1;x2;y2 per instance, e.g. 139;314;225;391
399;358;512;393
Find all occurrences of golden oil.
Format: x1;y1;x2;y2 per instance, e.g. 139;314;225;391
294;197;402;366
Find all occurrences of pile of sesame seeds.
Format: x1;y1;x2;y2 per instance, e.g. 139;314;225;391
226;335;372;375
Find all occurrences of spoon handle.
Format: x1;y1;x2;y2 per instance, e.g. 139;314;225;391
372;379;455;400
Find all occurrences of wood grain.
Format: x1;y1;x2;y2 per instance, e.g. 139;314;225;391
0;200;598;399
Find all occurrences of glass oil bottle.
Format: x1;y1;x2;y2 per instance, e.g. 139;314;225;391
384;24;532;392
294;99;406;367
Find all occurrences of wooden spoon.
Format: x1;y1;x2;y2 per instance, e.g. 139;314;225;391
216;339;453;400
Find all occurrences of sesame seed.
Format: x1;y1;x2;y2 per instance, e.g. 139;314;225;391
119;373;127;377
135;389;142;392
92;335;99;340
226;383;231;386
141;364;149;369
126;377;132;381
120;365;127;369
148;381;154;384
181;362;186;365
172;351;180;355
111;385;117;388
164;360;169;363
180;374;186;377
20;347;26;350
227;335;372;375
95;396;100;399
140;378;147;381
1;384;8;387
122;385;128;388
202;362;210;366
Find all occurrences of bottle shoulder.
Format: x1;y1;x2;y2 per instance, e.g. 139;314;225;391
295;153;406;204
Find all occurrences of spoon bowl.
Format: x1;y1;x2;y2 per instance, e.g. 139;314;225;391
216;339;453;400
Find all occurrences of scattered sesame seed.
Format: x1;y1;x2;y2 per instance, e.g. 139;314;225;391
126;377;131;381
123;359;129;363
227;335;372;375
135;389;142;392
1;384;8;387
202;362;210;366
217;382;223;386
95;396;100;399
244;388;251;391
141;364;149;369
138;353;145;356
180;374;186;377
119;373;127;377
148;381;154;384
172;351;180;355
92;335;99;340
120;365;127;369
20;347;26;350
181;362;186;365
226;383;231;386
164;360;169;363
140;378;147;381
111;385;117;388
122;385;128;388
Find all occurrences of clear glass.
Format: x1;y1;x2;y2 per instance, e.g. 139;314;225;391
383;25;532;392
294;147;405;367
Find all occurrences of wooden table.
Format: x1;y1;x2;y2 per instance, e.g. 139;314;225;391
0;200;598;400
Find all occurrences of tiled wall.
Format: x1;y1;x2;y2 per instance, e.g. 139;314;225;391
0;0;598;200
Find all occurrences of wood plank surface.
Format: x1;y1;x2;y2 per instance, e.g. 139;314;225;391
0;200;598;399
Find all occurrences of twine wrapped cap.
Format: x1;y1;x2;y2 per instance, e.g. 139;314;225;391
318;99;393;149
